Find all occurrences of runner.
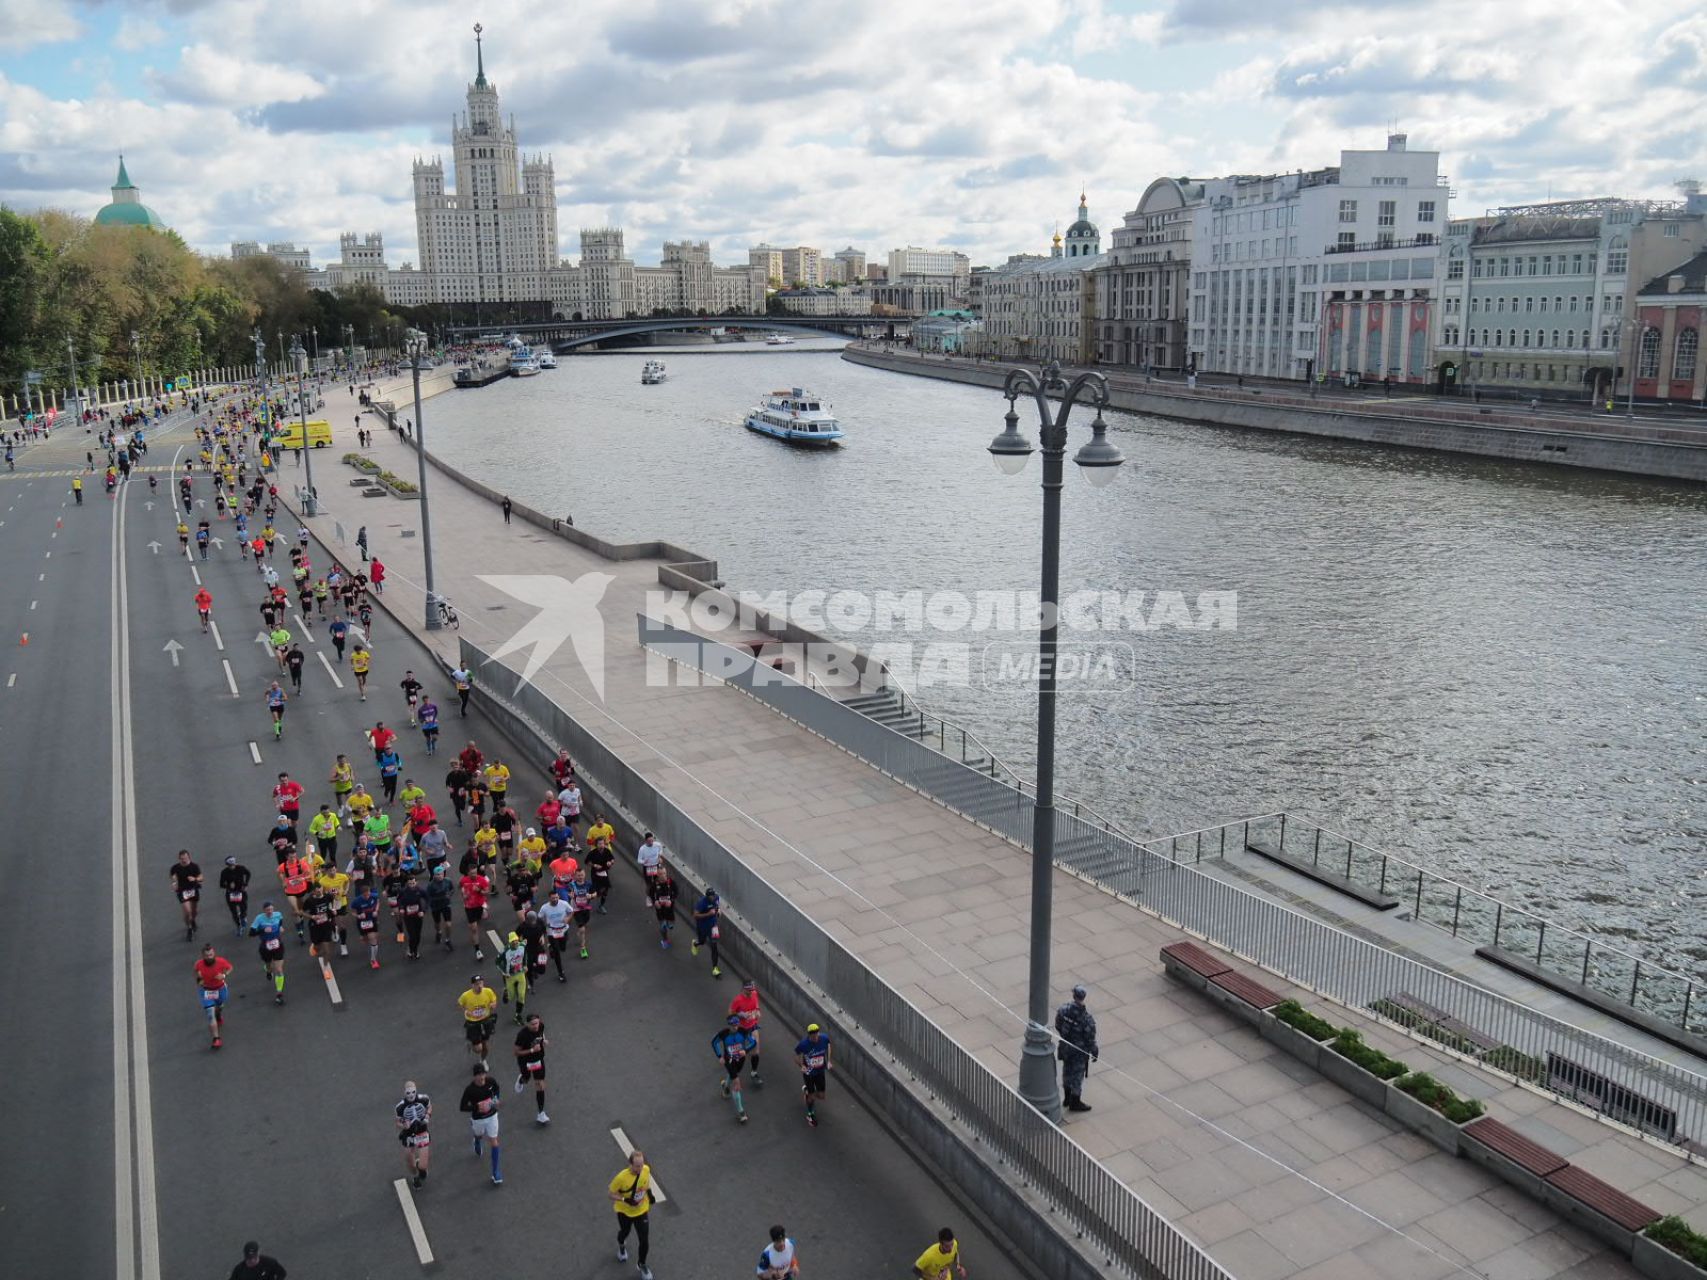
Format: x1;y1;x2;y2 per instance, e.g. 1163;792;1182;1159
352;880;383;969
458;973;498;1059
756;1226;801;1280
444;761;470;828
729;979;764;1084
460;1061;503;1185
249;901;288;1003
460;864;493;959
548;748;574;792
269;624;291;671
505;846;540;922
258;680;286;744
196;520;211;560
328;755;355;814
483;758;511;812
649;865;677;951
636;831;664;882
369;720;398;767
609;1150;656;1280
177;519;190;552
395;1082;432;1189
585;813;616;852
350;644;371;700
427;865;456;952
473;819;499;871
795;1024;832;1127
713;1017;759;1123
912;1230;967;1280
278;848;314;944
316;859;352;957
219;856;252;937
302;879;338;959
395;873;426;960
400;670;423;725
419;695;441;755
587;835;615;915
170;849;204;940
450;663;473;716
539;890;572;983
492;801;519;866
284;642;305;693
272;772;305;837
378;745;403;806
328;615;348;663
513;1013;550;1124
568;868;595;960
195;586;213;633
558;779;583;834
307;804;340;864
691;886;723;978
194;944;234;1050
499;931;528;1024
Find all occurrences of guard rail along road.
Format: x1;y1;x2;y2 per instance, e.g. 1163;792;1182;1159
638;614;1707;1157
459;636;1231;1280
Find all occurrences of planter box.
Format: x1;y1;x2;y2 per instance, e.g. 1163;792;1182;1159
1634;1232;1707;1280
1317;1046;1391;1107
1384;1084;1467;1154
1258;1014;1327;1072
360;487;388;499
380;483;420;500
1160;953;1215;996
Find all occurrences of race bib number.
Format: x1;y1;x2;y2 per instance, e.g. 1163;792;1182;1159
227;890;245;902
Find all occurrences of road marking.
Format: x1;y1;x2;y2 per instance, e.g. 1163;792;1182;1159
608;1127;669;1205
29;600;35;610
317;651;344;688
163;640;183;667
190;566;201;586
293;613;317;643
43;551;49;558
51;530;56;538
38;573;43;581
486;928;506;957
6;673;14;687
249;741;263;765
222;659;239;697
318;955;346;1009
109;479;162;1280
209;619;224;651
392;1179;436;1266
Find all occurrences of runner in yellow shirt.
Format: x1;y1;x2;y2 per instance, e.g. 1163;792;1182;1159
912;1230;966;1280
585;816;615;850
483;761;511;803
350;644;372;701
474;822;499;868
308;806;342;862
347;784;376;822
458;974;498;1059
518;829;547;866
608;1151;655;1275
328;754;355;813
318;865;352;957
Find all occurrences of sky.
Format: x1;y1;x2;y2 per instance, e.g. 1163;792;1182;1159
1;0;1703;270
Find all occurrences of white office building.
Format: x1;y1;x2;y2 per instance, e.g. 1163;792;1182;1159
887;246;971;281
1188;135;1447;383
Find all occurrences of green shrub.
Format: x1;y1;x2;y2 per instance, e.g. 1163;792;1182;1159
1480;1045;1548;1084
1647;1216;1707;1269
1330;1029;1409;1080
1394;1072;1486;1124
342;453;381;473
1273;1000;1336;1041
378;472;418;494
1368;998;1481;1055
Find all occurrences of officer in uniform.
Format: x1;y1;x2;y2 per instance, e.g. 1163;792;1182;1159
1054;983;1099;1113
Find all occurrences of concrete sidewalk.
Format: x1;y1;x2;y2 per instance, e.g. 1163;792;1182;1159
287;391;1703;1279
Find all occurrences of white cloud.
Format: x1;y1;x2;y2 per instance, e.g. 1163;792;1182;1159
159;44;326;107
114;15;167;51
0;0;81;50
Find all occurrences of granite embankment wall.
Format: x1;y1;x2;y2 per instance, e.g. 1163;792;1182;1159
843;347;1707;484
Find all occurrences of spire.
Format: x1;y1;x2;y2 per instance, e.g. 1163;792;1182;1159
114;154;135;190
1078;190;1088;218
473;23;487;87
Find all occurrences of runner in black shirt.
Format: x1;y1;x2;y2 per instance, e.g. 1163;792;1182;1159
302;886;338;958
218;857;252;936
491;805;518;866
400;670;423;725
395;1083;431;1188
460;1062;504;1185
170;850;203;940
396;876;426;959
228;1241;287;1280
284;644;306;693
427;867;456;951
444;765;470;828
516;909;548;983
586;842;614;915
513;1014;549;1124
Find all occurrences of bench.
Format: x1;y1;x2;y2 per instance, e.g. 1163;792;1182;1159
1461;1116;1569;1198
1542;1164;1661;1250
1160;942;1278;1027
1378;992;1501;1053
1209;970;1283;1011
1159;941;1231;980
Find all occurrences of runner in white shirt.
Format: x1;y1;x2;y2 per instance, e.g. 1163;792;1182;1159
557;782;583;834
636;832;664;881
538;891;572;983
756;1226;799;1279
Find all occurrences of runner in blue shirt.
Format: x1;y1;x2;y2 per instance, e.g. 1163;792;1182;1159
264;681;287;740
691;887;723;978
378;748;403;805
794;1024;833;1128
712;1019;759;1124
352;885;383;969
249;903;288;1003
328;616;349;664
419;697;441;755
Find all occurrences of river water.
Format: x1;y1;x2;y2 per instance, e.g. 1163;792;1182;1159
419;341;1707;966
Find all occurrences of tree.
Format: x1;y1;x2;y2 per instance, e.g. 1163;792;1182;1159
0;208;51;389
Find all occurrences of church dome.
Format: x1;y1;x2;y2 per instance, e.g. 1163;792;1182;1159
94;157;167;230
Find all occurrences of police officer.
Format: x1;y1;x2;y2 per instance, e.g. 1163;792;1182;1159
1054;984;1099;1114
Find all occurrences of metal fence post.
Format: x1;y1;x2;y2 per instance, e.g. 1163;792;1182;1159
1493;902;1503;949
1451;887;1462;937
1630;961;1643;1008
1278;812;1287;850
1536;920;1546;965
1346;842;1354;881
1312;827;1321;866
1379;856;1389;897
1582;942;1593;986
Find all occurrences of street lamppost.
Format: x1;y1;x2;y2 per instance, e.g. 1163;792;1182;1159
405;330;442;630
130;328;143;397
311;326;319;365
288;336;319;515
343;324;354;369
986;360;1123;1124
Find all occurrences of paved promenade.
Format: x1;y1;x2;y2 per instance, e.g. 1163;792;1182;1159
289;377;1707;1278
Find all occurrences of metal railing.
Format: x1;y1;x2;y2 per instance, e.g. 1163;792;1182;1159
1193;813;1706;1042
1323;234;1439;254
640;619;1707;1151
463;635;1229;1280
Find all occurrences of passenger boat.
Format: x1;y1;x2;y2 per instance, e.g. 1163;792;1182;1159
744;388;842;445
536;351;558;370
641;360;667;385
765;334;796;346
511;346;541;377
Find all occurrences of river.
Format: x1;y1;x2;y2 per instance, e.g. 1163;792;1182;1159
417;341;1707;966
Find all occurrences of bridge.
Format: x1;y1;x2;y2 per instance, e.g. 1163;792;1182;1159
443;313;904;351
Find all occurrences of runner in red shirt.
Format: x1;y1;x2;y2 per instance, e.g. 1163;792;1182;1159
194;586;213;633
369;721;397;766
728;979;765;1084
460;869;493;958
458;741;484;776
272;772;305;839
194;944;235;1050
548;750;574;791
536;791;562;829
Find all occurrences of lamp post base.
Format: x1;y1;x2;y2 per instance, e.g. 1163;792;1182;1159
1019;1020;1063;1123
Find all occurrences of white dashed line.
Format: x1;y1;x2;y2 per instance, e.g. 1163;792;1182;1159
248;741;262;765
6;674;14;688
392;1179;435;1266
29;601;36;610
209;620;224;651
317;651;344;688
190;566;201;587
608;1127;669;1205
222;660;239;698
318;955;345;1009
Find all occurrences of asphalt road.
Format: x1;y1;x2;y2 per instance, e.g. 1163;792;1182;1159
0;409;1029;1280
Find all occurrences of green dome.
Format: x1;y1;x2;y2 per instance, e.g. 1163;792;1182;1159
95;201;166;228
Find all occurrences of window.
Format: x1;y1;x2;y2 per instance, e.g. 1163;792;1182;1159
1480;329;1490;346
1600;326;1615;349
1473;259;1486;278
1509;329;1518;346
1538;297;1549;312
1566;330;1576;348
1678;328;1699;380
1499;257;1509;276
1377;232;1395;248
1569;295;1579;312
1522;329;1532;347
1418;200;1436;223
1496;297;1506;313
1606;236;1628;274
1470;297;1480;313
1551;330;1560;347
1525;297;1535;312
1338;231;1356;250
1542;255;1552;275
1339;199;1357;223
1447;252;1464;280
1666;223;1681;238
1494;329;1503;346
1638;326;1661;379
1378;200;1396;227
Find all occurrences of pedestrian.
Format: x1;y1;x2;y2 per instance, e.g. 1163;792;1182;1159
609;1149;656;1280
356;525;369;563
912;1229;966;1280
395;1081;432;1189
1054;983;1099;1113
757;1225;800;1280
370;557;386;595
228;1240;287;1280
460;1060;504;1185
513;1012;550;1124
501;494;512;525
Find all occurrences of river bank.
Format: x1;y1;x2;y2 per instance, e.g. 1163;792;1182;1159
842;344;1707;483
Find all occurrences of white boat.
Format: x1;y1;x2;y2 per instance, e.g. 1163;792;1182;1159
765;334;796;346
641;360;667;385
536;351;558;370
745;387;842;446
511;346;541;377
